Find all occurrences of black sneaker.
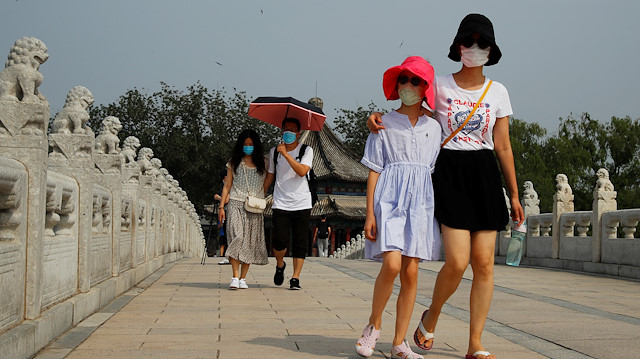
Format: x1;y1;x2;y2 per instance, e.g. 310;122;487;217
273;262;286;286
289;278;301;290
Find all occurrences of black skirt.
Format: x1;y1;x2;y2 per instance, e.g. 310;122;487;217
433;149;509;232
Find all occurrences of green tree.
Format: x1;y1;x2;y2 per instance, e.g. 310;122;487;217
508;118;553;212
89;82;281;214
333;101;387;156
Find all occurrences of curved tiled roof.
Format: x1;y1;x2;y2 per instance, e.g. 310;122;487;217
264;194;366;221
299;124;368;183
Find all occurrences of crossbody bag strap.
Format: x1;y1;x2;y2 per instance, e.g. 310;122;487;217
241;162;255;197
441;80;493;148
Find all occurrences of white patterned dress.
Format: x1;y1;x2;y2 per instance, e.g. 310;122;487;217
225;161;269;265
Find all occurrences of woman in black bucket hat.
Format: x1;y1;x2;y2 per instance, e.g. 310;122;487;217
368;13;524;359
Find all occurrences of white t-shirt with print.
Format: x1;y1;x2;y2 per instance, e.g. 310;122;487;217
434;74;513;151
267;143;314;211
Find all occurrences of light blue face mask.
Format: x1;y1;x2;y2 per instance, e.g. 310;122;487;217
243;146;254;155
282;131;297;144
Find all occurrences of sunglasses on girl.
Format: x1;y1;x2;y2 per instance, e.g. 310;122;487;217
397;75;426;87
460;36;491;49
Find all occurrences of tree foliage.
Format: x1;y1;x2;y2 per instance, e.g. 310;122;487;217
510;113;640;212
88;82;281;214
333;101;388;156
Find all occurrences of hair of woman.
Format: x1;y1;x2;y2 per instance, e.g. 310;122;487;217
229;129;265;175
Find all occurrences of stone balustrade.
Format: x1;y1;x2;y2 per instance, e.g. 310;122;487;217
0;37;204;359
331;168;639;280
497;169;639;279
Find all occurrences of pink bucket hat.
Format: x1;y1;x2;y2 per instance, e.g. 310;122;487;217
383;56;435;109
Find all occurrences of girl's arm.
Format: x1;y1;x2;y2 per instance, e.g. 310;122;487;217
364;169;381;241
218;166;234;224
493;116;524;225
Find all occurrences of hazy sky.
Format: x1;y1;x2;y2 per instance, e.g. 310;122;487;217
1;0;638;134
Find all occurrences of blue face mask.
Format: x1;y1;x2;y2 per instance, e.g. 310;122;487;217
282;131;297;144
243;146;254;155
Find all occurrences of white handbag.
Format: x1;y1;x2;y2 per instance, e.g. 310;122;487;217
242;164;266;214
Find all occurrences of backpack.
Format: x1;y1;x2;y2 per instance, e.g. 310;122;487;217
273;144;318;206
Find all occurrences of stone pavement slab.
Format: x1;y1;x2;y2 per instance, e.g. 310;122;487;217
34;257;640;359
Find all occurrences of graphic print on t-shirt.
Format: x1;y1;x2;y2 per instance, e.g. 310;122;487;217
446;97;491;145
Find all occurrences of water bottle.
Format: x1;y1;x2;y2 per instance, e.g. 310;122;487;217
506;220;526;266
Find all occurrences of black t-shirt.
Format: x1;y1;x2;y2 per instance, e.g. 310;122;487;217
317;222;330;239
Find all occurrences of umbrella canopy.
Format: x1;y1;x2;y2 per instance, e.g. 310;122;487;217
248;96;326;131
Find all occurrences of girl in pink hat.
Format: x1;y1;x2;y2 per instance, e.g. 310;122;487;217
356;56;441;359
368;14;525;359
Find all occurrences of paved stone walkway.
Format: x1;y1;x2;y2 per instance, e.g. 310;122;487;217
34;257;640;359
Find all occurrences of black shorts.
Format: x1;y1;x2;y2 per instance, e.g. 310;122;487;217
433;149;509;232
272;208;311;258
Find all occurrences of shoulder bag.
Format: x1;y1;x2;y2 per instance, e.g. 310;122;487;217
242;163;266;214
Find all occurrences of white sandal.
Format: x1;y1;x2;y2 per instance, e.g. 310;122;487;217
391;340;423;359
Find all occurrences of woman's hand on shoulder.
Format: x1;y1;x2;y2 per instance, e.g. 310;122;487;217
367;112;385;134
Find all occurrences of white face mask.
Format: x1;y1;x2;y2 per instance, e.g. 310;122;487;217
460;43;491;67
398;87;422;106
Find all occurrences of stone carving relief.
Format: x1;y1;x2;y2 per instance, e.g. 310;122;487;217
95;116;122;154
44;172;77;237
0;159;27;241
121;198;132;232
0;37;48;103
51;86;94;135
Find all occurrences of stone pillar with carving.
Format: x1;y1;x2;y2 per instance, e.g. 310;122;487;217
0;37;50;319
150;158;163;258
48;85;96;292
121;136;141;268
94;116;123;276
592;168;617;262
552;174;574;259
137;147;155;262
159;168;170;254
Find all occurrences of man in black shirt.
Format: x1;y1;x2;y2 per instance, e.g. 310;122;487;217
313;215;332;257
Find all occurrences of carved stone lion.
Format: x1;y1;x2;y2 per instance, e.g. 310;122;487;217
94;116;122;154
0;37;49;103
137;147;154;175
523;181;539;200
149;157;162;177
51;86;95;135
120;136;140;166
555;174;572;195
596;168;614;192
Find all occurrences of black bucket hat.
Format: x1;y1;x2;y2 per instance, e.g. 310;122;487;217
448;13;502;66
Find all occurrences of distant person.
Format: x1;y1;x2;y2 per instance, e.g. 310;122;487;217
218;129;269;289
356;56;441;359
263;117;313;290
368;14;524;359
215;169;230;265
313;214;332;257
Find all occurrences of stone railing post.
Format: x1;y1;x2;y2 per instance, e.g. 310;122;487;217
121;136;141;267
592;168;617;263
552;174;574;259
94;116;123;276
0;36;50;319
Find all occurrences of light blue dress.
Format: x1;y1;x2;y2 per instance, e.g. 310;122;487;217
361;111;442;261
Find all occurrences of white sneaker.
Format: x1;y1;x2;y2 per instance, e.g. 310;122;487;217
229;277;239;289
239;279;248;289
218;258;230;265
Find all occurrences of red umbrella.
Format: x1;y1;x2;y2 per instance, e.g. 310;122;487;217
248;96;326;131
